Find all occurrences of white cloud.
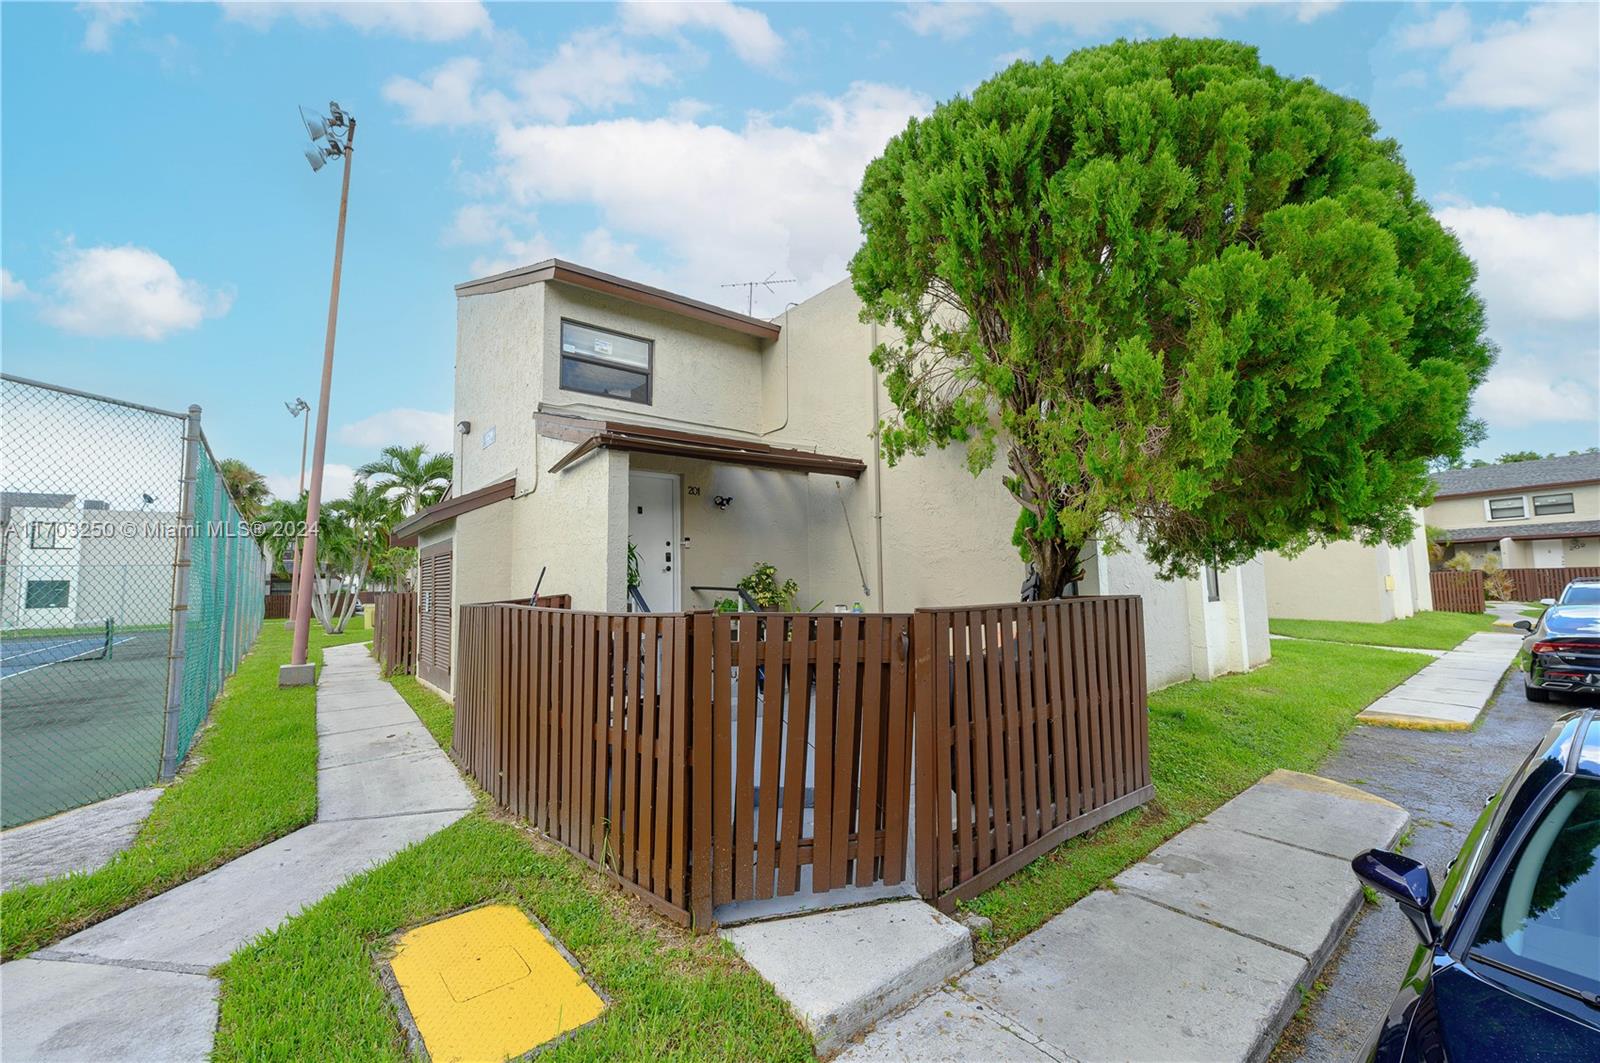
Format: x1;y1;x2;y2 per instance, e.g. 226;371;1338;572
78;1;140;52
337;408;455;453
1401;3;1599;177
39;242;232;341
1474;357;1599;429
384;57;503;128
1436;205;1599;327
1;268;32;301
219;0;490;42
513;28;675;123
619;0;783;66
1436;203;1600;431
479;81;929;315
901;1;1339;40
385;30;674;127
265;462;357;503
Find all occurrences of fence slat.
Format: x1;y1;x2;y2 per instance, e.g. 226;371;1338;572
756;616;785;899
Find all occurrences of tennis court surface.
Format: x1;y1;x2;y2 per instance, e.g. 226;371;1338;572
0;626;170;827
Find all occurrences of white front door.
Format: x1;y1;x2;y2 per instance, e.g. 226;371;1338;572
1532;539;1563;569
628;472;680;611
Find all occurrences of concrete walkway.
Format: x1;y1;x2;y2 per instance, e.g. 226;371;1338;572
0;644;473;1063
1356;630;1522;729
842;771;1408;1063
1;787;162;891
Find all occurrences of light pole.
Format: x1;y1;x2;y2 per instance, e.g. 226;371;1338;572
281;101;355;687
283;397;310;628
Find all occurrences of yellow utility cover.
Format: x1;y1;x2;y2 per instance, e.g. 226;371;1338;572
390;904;604;1062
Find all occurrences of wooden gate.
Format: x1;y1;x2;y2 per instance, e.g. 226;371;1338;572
694;612;914;917
1430;570;1484;614
418;541;453;692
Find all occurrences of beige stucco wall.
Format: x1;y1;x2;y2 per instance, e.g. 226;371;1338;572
1264;511;1434;623
1426;482;1600;531
448;271;1270;690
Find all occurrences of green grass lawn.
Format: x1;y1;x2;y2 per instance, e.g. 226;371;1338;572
213;670;808;1062
964;638;1430;953
0;617;371;959
386;673;454;750
1520;604;1546;619
1267;610;1497;650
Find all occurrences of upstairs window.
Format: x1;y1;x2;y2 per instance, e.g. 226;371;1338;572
1532;492;1576;516
559;320;652;404
1487;496;1526;520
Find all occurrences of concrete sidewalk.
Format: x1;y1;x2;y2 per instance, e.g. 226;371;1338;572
1;644;473;1063
842;771;1407;1063
1357;631;1522;729
1;787;162;891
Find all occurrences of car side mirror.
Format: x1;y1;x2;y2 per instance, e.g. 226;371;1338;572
1353;849;1440;946
1540;598;1556;606
1513;619;1534;632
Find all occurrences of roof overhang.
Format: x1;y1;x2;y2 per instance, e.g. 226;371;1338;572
536;413;866;479
1433;477;1596;500
389;477;516;548
1441;524;1600;544
454;259;781;342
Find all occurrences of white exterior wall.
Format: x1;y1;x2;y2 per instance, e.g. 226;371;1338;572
449;271;1269;690
1264;510;1434;623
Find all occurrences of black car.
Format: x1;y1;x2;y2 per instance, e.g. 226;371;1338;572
1352;709;1600;1061
1514;604;1600;702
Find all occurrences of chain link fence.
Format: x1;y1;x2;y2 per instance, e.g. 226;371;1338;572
1;374;266;827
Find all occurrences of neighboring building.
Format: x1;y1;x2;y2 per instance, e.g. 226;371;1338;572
0;493;178;629
1427;453;1600;569
1263;512;1434;623
392;260;1270;699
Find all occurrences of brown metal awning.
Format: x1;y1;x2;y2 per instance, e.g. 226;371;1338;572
536;413;865;478
389;477;516;548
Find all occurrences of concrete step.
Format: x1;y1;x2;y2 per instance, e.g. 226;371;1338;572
722;901;973;1056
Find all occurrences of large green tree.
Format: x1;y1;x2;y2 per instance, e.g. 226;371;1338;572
851;39;1493;596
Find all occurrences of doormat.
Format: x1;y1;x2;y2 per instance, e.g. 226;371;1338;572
388;904;605;1062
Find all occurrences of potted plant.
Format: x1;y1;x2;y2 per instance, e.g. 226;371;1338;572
737;561;798;612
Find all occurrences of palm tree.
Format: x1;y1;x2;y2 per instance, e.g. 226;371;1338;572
355;443;452;516
218;458;269;522
311;481;399;633
257;496;306;579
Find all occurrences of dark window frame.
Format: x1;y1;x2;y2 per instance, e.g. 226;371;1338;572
28;521;66;549
558;317;654;406
1532;491;1576;516
24;579;70;609
1487;495;1527;521
1204;565;1222;602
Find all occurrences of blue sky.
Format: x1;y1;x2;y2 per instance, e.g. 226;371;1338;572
3;1;1596;500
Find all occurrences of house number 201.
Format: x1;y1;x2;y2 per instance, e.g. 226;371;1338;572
687;486;701;496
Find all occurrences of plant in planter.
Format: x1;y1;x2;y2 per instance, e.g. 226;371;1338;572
626;540;641;590
737;561;798;611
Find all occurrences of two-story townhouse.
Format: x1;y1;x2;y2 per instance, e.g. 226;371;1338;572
1427;453;1600;569
391;260;1269;698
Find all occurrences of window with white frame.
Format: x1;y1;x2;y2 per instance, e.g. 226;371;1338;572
1532;491;1576;516
1486;496;1526;520
559;319;652;404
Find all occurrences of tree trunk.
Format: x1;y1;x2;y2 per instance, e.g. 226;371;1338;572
1029;537;1084;600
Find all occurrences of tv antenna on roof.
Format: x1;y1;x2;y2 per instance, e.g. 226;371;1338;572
720;272;795;316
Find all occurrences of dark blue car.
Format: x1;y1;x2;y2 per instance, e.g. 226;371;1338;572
1353;709;1600;1060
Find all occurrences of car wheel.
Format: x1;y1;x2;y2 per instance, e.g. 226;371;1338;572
1524;683;1551;703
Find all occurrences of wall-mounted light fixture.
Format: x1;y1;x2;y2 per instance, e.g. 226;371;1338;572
713;495;733;510
457;420;472;435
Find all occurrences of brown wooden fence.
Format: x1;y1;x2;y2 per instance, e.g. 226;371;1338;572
914;598;1152;909
455;607;696;923
696;612;915;915
453;596;1149;928
1500;567;1600;603
264;592;292;619
1430;571;1484;614
372;591;418;676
